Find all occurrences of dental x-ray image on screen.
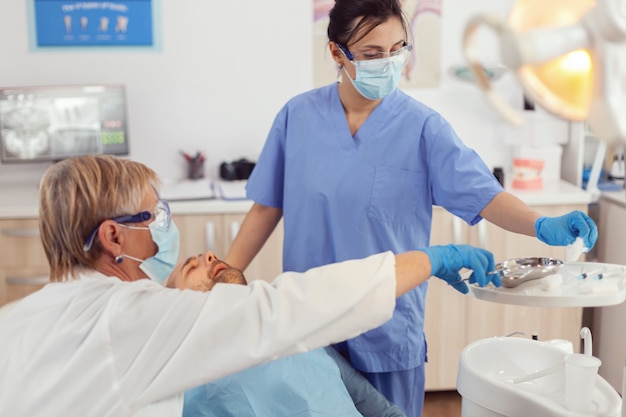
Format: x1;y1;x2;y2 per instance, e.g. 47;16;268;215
0;84;129;163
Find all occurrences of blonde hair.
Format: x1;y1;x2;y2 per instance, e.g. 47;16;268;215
39;155;159;281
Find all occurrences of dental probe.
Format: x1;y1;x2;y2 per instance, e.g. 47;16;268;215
450;270;498;286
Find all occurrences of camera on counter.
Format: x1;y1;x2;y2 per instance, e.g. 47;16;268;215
219;158;256;181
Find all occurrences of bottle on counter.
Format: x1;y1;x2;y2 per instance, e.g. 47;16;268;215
608;154;625;186
493;167;505;187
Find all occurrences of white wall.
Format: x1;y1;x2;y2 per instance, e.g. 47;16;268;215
0;0;568;186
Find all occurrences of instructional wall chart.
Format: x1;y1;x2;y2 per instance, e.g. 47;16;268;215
33;1;153;47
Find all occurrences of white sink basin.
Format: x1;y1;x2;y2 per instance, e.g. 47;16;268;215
457;337;622;417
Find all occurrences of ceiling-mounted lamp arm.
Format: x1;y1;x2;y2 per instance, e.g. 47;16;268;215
512;25;590;67
582;0;626;43
582;0;626;145
463;14;524;126
463;14;507;92
464;13;592;127
464;0;626;145
586;42;626;145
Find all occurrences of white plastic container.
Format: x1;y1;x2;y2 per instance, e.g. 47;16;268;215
564;353;602;413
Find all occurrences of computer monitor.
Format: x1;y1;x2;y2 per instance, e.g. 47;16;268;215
0;84;129;163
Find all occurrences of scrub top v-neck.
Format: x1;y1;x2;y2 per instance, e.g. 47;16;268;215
328;83;391;152
246;82;502;373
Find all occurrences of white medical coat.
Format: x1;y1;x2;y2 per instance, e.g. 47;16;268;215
0;252;396;417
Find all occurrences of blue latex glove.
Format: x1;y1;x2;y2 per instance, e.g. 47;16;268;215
419;244;499;294
535;210;598;250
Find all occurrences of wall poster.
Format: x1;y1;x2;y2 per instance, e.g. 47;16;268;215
313;0;442;89
33;0;154;47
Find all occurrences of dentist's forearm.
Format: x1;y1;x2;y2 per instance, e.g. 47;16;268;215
225;203;283;271
480;192;541;236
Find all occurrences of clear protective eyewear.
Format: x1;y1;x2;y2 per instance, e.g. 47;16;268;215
82;199;171;252
336;41;413;63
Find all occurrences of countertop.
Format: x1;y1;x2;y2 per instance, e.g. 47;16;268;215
0;179;593;219
0;182;254;219
599;190;626;208
497;179;593;206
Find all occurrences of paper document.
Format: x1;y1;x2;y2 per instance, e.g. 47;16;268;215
160;180;215;201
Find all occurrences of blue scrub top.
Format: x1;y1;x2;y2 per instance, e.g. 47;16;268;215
246;83;503;373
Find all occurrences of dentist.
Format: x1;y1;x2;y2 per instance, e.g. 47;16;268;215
224;0;599;416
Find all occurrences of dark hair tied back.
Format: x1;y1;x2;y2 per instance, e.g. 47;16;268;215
327;0;407;47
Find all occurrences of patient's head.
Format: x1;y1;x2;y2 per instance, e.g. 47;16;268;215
166;251;247;291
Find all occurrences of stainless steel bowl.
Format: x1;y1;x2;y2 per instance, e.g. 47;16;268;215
496;257;564;288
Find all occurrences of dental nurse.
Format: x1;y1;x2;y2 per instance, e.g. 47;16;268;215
225;1;598;416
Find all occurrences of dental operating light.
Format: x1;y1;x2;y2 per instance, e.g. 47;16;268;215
463;0;626;145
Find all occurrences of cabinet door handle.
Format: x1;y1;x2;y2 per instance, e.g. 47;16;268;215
453;216;463;245
478;221;488;248
205;221;216;252
1;228;40;237
6;276;49;286
229;221;240;243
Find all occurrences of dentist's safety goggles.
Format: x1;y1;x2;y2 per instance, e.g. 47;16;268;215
335;41;413;64
83;199;171;251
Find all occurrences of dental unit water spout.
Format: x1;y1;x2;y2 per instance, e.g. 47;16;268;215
580;327;592;356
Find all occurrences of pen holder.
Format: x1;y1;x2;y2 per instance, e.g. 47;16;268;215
188;159;205;180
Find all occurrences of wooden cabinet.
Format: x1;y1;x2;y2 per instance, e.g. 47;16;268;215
173;213;283;283
423;213;469;391
0;219;49;306
592;195;626;392
424;205;586;391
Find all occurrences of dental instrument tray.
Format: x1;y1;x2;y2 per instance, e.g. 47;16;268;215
468;261;626;307
496;257;563;288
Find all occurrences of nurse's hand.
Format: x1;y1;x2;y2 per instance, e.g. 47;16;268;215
418;244;499;294
535;210;598;250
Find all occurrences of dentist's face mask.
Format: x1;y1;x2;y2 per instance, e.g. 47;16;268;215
337;42;412;100
83;199;180;284
127;219;180;284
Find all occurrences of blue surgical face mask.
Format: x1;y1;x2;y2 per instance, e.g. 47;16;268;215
342;53;407;100
122;220;180;284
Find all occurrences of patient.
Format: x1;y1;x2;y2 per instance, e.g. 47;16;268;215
166;252;407;417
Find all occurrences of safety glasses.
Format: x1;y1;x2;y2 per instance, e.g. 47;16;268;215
336;41;412;62
82;199;171;252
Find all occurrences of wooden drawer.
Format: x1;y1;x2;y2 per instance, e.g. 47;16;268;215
173;214;227;262
0;219;48;269
1;267;49;305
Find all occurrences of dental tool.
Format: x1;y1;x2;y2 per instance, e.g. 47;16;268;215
452;257;564;288
450;270;498;286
